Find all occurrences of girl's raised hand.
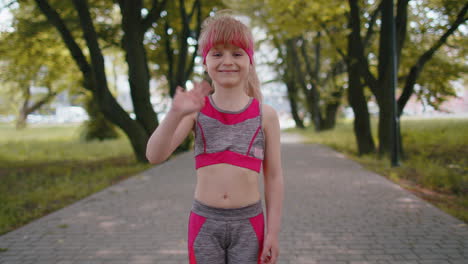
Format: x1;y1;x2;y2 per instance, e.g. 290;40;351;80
171;80;213;116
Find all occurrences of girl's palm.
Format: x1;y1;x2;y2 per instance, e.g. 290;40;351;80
172;81;213;116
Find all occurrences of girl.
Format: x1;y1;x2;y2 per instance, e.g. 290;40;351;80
146;12;284;264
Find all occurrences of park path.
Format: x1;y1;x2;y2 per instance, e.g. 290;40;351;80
0;133;467;264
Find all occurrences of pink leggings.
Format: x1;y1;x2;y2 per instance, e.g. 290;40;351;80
188;200;264;264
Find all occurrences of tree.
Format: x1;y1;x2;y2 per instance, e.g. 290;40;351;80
273;36;305;129
397;1;468;115
350;0;467;156
28;0;226;162
140;0;225;152
81;92;119;141
0;4;78;128
227;0;349;131
347;0;378;155
26;0;166;162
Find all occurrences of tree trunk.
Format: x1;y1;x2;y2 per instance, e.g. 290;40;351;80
272;37;304;129
284;38;305;129
311;32;323;130
300;34;323;131
291;37;321;131
72;0;149;162
16;85;57;129
347;67;375;155
160;0;201;153
165;0;201;97
348;0;376;155
82;94;119;141
376;0;395;157
286;79;305;129
16;109;28;130
16;86;31;130
119;0;159;135
321;89;343;130
35;0;174;162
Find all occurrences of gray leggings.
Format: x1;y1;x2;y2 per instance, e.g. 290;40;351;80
187;200;265;264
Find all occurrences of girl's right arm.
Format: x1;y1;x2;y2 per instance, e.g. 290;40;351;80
146;81;213;164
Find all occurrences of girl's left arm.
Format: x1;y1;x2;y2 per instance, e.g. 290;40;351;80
261;104;284;263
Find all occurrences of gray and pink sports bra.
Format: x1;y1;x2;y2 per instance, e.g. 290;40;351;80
194;95;265;173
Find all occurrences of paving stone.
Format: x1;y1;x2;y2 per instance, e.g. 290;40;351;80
0;138;467;263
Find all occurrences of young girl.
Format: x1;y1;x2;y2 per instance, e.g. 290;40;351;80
146;13;284;264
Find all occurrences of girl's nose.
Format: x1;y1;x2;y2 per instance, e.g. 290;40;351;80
222;54;234;65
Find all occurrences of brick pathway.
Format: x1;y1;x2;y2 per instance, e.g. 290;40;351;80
0;135;467;263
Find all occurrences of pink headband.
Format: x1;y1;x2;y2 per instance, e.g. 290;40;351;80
202;42;254;64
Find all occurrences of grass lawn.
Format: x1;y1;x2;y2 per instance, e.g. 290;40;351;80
0;123;152;235
287;118;468;223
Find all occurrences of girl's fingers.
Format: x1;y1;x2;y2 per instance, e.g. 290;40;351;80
270;246;279;263
261;247;271;263
190;80;212;100
270;252;277;263
192;82;200;94
261;244;279;264
188;82;201;97
175;86;184;95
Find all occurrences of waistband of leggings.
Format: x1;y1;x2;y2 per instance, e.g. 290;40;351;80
191;199;263;221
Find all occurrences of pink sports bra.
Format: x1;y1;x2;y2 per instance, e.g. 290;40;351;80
194;95;265;173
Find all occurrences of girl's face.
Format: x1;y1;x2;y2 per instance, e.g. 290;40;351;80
204;43;250;89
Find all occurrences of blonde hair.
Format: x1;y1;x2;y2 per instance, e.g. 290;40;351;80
198;11;263;102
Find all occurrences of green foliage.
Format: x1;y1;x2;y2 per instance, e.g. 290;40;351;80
228;0;347;39
225;0;350;128
228;0;466;117
0;124;151;235
397;0;468;109
0;0;81;118
80;94;119;141
146;0;225;92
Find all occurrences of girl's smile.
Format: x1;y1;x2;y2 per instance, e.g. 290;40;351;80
205;43;250;88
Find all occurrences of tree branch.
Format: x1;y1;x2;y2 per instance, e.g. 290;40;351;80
0;0;16;10
395;0;409;64
323;59;347;86
28;91;57;115
318;22;347;60
286;38;308;99
299;36;315;82
34;0;93;91
348;0;379;98
363;0;382;49
187;0;199;22
397;3;468;116
185;0;201;82
164;19;175;95
175;0;190;88
142;0;168;32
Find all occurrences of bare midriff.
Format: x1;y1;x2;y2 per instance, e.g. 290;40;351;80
195;163;260;208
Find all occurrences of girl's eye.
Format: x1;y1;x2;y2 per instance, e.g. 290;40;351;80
234;53;243;57
212;53;222;57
